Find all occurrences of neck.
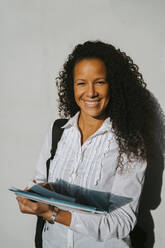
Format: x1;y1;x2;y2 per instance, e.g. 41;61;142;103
78;112;106;132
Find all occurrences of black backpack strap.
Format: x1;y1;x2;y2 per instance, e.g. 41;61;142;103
46;119;68;180
35;118;68;248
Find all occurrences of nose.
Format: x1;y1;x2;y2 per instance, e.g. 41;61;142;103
86;84;98;98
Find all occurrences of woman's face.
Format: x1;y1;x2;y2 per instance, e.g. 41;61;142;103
73;58;110;119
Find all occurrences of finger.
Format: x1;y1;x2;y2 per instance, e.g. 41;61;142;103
16;196;27;203
18;199;45;214
54;207;59;213
16;196;21;201
16;196;27;204
38;182;48;188
36;202;51;213
49;184;56;192
24;186;30;191
16;197;36;209
17;200;34;214
18;198;41;215
16;196;50;215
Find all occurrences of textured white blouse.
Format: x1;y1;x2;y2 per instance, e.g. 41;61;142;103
35;112;147;248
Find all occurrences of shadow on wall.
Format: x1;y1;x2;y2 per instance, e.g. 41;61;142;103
130;146;164;248
130;95;165;248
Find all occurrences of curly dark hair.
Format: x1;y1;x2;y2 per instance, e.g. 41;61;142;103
56;40;165;168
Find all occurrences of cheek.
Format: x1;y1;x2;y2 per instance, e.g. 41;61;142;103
73;86;78;99
74;87;83;100
74;88;82;107
103;92;110;107
102;87;110;101
103;97;110;108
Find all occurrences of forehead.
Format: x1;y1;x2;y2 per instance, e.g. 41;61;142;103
73;58;106;78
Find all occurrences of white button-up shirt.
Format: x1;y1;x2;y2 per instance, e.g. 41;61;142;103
35;112;147;248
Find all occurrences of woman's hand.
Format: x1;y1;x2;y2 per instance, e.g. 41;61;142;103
38;182;56;191
16;197;53;221
16;197;72;226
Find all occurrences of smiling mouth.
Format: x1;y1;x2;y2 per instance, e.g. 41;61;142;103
84;100;100;107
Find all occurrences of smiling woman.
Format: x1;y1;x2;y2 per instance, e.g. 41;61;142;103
73;58;110;144
17;40;165;248
74;59;109;119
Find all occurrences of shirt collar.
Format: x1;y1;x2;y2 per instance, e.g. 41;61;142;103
61;111;113;134
61;112;80;129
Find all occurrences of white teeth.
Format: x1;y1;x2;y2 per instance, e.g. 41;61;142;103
85;101;99;105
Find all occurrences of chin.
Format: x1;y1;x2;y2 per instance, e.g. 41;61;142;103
85;111;106;119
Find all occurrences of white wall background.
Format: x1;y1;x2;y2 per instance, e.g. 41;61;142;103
0;0;164;247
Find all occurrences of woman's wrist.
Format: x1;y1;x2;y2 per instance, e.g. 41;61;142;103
45;207;59;224
40;207;54;221
40;206;72;226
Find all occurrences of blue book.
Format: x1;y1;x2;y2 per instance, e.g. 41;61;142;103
9;182;132;214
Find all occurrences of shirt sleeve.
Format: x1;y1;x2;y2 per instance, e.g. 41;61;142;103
69;159;147;241
34;124;53;183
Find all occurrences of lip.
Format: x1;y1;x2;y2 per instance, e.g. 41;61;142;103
84;100;101;107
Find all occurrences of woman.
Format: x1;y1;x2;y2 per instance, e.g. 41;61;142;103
17;40;165;248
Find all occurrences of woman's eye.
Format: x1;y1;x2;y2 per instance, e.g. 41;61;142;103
96;81;105;85
77;82;85;86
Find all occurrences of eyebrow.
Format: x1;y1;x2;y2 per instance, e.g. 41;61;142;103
74;77;106;81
